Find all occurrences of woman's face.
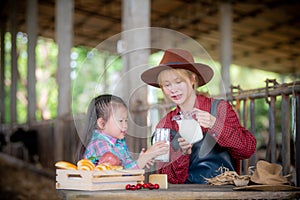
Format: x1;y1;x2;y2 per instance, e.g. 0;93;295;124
102;106;128;140
159;69;195;106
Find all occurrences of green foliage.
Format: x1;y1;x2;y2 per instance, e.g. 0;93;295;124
3;33;59;122
35;38;58;120
3;32;28;123
71;47;123;114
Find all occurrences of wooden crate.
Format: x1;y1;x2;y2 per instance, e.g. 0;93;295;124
56;169;145;191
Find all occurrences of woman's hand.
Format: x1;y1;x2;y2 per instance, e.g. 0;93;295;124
137;141;169;169
192;108;216;129
178;137;192;155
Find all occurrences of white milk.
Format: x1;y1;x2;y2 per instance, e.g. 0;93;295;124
152;128;170;162
177;119;203;144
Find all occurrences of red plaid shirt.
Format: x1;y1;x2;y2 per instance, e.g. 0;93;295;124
156;94;256;184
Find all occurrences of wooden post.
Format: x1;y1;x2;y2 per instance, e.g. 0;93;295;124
121;0;150;156
9;0;18;124
0;15;6;123
281;93;290;175
242;99;249;174
295;93;300;187
54;0;73;161
26;0;38;124
267;96;277;163
219;2;232;94
249;98;256;166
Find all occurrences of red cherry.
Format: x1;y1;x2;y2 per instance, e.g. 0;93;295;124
153;184;159;189
143;183;149;189
148;184;154;190
125;184;131;190
136;183;142;190
130;185;137;190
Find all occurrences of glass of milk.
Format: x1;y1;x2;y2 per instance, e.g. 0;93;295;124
152;128;170;162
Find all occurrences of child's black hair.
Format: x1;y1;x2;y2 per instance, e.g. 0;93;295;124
76;94;127;161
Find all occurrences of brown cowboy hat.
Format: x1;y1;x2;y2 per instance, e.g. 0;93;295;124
233;160;300;191
141;49;214;88
251;160;289;185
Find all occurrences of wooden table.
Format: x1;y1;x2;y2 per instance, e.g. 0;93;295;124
58;184;300;200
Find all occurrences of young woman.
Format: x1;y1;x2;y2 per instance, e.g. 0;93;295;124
78;94;169;169
141;49;256;183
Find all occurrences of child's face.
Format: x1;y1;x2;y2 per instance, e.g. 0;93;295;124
159;69;195;106
102;106;128;140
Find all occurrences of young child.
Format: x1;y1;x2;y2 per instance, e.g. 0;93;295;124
141;49;256;183
78;94;169;169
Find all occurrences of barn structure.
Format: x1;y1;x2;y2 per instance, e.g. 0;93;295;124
0;0;299;186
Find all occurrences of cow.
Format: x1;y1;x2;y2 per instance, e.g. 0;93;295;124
0;131;7;151
10;127;39;163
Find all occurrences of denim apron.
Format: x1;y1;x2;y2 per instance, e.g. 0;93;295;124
171;99;234;184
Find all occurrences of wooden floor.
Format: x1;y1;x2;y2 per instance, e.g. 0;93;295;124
0;153;61;200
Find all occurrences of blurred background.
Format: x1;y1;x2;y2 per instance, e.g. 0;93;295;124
0;0;299;198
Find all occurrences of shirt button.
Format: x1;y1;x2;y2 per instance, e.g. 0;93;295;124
212;133;216;137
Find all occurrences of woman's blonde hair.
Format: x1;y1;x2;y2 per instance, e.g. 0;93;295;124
157;68;199;91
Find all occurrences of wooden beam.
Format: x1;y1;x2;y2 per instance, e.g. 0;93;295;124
219;2;232;94
27;0;38;124
121;0;150;156
9;0;18;123
0;15;5;123
54;0;73;161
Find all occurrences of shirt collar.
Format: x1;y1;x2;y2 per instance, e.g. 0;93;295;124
94;129;123;145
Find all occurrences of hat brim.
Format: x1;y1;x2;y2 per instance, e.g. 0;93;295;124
233;184;300;191
141;63;214;88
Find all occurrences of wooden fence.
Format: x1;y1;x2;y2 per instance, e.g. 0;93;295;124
227;80;299;181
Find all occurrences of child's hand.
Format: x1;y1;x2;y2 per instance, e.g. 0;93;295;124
138;148;154;169
137;148;154;169
144;159;155;169
147;141;169;157
137;142;169;169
